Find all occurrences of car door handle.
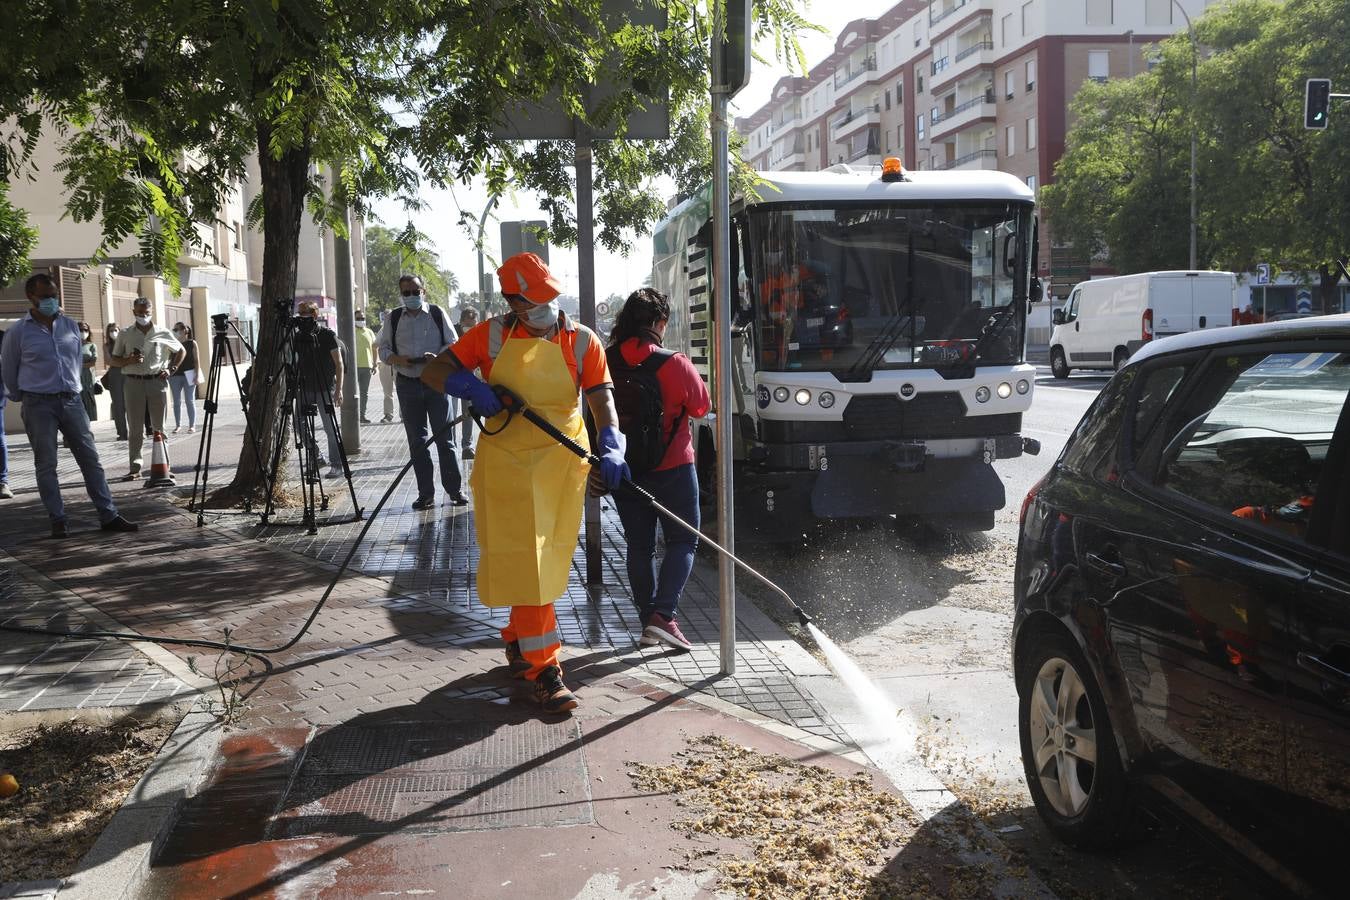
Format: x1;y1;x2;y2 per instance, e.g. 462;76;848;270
1085;552;1126;580
1298;651;1350;687
1074;321;1080;331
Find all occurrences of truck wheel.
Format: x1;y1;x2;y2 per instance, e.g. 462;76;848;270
1113;347;1130;372
1050;347;1070;380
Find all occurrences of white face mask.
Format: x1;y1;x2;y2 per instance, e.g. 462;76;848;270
134;314;151;326
524;300;558;328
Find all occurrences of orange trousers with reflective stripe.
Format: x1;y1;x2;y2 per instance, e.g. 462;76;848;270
501;604;561;680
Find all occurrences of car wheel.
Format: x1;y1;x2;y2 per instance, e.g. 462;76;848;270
1018;629;1139;849
1113;347;1130;372
1050;347;1070;380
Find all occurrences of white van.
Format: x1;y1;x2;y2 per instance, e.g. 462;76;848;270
1049;271;1237;378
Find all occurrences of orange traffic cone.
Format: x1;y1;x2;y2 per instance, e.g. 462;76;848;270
145;430;176;487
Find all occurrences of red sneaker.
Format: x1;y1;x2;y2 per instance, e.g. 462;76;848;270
642;613;692;652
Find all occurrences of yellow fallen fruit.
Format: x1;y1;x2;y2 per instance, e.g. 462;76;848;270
0;773;18;798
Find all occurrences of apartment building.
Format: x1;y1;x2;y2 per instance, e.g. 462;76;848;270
736;0;1213;291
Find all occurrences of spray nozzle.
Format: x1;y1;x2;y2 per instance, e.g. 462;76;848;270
493;384;525;411
794;607;812;628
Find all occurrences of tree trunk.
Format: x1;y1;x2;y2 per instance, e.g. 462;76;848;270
210;122;311;506
1319;261;1346;316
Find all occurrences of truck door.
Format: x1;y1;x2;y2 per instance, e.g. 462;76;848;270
1152;274;1190;338
1190;275;1230;332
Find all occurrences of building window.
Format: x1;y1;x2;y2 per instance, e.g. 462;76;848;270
896;76;904;95
1027;175;1038;192
1026;59;1037;90
917;114;926;140
916;70;925;94
886;128;892;151
1005;124;1016;157
1026;116;1037;150
914;22;921;48
1022;1;1034;35
885;90;892;110
897;124;904;148
1001;13;1013;46
1088;50;1110;83
232;221;243;250
1086;0;1112;27
1145;0;1171;26
1005;70;1016;100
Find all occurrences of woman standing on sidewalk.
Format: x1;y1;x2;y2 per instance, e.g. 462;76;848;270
605;288;710;652
78;322;98;422
102;323;128;440
169;323;198;434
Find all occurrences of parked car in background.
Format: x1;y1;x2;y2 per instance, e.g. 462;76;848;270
1050;271;1238;378
1014;315;1350;897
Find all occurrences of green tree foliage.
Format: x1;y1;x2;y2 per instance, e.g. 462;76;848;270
0;184;37;287
1042;0;1350;306
364;224;457;320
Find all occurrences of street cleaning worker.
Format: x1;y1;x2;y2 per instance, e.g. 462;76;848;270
427;252;628;713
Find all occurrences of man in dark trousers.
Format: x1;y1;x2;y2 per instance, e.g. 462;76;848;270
0;274;138;537
377;274;465;510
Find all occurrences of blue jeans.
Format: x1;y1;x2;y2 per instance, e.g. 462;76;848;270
20;392;119;525
613;463;700;623
169;374;196;427
296;389;340;466
395;375;460;498
0;390;9;486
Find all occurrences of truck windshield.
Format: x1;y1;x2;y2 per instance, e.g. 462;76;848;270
744;202;1031;373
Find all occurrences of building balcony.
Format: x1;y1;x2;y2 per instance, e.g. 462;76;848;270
770;113;798;135
929;0;968;27
769;151;807;170
833;56;878;91
955;40;993;63
929;94;996;140
943;148;998;170
847;148;882;166
830;105;881;143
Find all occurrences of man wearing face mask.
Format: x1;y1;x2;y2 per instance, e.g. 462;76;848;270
377;274;464;509
294;300;345;480
428;252;627;713
110;297;184;481
1;274;138;536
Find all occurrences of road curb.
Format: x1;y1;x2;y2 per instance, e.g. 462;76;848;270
55;700;222;900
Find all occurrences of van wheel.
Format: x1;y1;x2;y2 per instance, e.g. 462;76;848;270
1050;347;1070;380
1113;347;1130;372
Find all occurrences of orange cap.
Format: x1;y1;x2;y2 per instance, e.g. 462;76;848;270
497;252;562;303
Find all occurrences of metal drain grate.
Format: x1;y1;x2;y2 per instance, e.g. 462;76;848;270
270;720;593;836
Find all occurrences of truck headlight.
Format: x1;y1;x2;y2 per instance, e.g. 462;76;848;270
773;387;789;403
975;386;991;403
818;391;836;409
794;389;812;405
997;382;1013;399
1016;379;1030;395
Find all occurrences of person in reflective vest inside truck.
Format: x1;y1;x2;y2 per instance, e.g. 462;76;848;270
427;252;627;713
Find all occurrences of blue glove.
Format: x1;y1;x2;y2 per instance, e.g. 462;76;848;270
444;368;503;418
597;425;631;490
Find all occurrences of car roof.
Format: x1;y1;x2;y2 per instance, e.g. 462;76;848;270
1128;313;1350;366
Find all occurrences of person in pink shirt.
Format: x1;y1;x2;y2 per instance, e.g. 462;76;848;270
604;288;711;651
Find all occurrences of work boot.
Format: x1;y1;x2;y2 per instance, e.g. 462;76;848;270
533;665;578;713
504;640;531;678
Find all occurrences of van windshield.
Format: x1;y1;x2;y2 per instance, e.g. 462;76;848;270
744;202;1032;374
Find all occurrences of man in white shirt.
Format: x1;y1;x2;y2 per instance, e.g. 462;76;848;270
110;297;184;480
376;274;465;510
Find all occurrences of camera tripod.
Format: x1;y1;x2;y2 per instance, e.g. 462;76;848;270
257;307;364;533
188;313;269;525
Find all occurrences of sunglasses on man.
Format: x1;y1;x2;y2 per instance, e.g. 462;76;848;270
400;289;423;297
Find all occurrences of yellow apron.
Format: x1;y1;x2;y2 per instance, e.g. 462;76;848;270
471;324;590;606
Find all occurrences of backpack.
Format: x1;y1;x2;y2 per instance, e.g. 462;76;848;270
606;345;681;475
390;304;449;355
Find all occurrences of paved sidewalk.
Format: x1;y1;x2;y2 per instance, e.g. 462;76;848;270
0;384;1047;898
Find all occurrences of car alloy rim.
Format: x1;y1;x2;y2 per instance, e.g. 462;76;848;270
1029;656;1099;817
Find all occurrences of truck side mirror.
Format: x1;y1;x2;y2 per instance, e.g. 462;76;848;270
1052;308;1065;326
1030;275;1044;303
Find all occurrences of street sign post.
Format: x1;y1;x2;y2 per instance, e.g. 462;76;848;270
1255;263;1271;285
500;221;549;264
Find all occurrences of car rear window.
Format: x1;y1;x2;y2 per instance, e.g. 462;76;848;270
1060;369;1136;482
1152;350;1350;543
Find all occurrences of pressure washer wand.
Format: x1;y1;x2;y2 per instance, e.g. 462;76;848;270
491;387;813;627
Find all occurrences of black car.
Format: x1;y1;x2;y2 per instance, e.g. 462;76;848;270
1013;315;1350;897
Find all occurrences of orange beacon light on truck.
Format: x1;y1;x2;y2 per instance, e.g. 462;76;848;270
881;157;904;182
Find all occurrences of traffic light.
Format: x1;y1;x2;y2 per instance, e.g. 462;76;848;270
720;0;752;97
1305;78;1331;129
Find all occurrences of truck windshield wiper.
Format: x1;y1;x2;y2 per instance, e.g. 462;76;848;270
843;233;919;381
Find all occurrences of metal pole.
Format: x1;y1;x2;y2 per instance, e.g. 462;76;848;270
1173;2;1198;269
476;193;500;318
332;167;360;453
576;128;603;587
712;0;736;675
